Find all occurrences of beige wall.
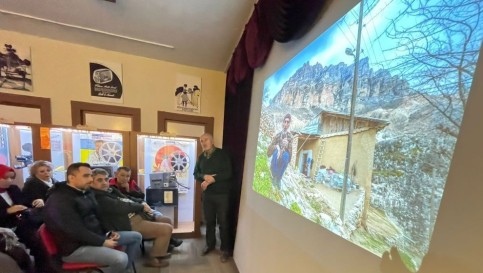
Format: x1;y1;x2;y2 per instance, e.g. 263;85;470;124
236;0;483;272
0;30;227;146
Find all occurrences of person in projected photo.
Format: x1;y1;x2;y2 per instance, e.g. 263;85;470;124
267;113;293;190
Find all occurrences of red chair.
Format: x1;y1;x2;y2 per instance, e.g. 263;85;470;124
38;224;105;273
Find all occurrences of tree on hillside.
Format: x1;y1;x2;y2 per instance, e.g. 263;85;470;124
384;0;482;140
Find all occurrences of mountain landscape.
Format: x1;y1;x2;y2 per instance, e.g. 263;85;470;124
260;57;462;270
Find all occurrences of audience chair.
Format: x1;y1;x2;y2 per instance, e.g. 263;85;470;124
38;224;105;273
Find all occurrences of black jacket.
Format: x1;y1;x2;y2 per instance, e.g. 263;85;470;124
193;147;233;194
22;176;58;207
43;182;105;256
0;185;24;228
91;187;144;232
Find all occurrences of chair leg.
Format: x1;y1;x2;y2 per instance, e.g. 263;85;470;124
140;240;145;255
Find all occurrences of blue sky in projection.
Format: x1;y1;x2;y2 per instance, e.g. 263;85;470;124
262;0;433;104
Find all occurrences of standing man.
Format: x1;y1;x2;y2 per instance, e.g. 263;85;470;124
267;113;293;189
194;133;233;263
43;163;142;273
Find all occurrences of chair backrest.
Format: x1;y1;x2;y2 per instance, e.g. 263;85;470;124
38;224;58;256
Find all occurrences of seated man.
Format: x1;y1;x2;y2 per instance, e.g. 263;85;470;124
91;168;172;268
43;163;142;273
109;167;145;199
109;166;183;250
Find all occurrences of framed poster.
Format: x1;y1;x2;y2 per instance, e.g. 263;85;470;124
0;43;32;91
174;74;201;113
90;61;123;103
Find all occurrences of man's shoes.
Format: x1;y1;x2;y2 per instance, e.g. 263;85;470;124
158;252;172;259
170;237;183;247
220;251;230;263
168;244;175;252
144;258;169;268
200;246;214;256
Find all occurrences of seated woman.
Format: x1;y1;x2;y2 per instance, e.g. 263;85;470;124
91;168;173;268
0;164;59;273
22;160;59;209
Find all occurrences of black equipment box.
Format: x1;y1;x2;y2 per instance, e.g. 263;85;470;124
146;187;178;207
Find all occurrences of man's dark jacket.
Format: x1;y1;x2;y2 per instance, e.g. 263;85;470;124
91;187;144;232
193;147;233;194
43;182;106;256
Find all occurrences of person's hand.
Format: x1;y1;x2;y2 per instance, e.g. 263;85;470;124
6;205;27;214
142;203;153;213
380;247;410;273
281;138;288;148
109;231;120;240
201;180;212;191
32;199;45;208
203;174;215;183
121;181;130;192
103;238;118;248
0;227;17;238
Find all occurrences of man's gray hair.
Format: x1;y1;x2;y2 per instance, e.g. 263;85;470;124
201;132;214;140
92;168;108;177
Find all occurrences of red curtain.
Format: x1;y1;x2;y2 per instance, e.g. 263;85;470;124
223;0;327;248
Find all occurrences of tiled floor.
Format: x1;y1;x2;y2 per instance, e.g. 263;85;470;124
133;232;239;273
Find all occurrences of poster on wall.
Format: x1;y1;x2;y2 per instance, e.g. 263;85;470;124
0;126;9;165
90;61;123;103
174;74;201;113
143;137;196;193
78;132;123;167
0;43;32;91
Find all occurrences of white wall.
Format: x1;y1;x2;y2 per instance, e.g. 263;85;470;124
234;0;483;272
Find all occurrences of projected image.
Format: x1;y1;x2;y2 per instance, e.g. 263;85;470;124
253;0;483;271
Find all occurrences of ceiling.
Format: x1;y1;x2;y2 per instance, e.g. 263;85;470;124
0;0;255;71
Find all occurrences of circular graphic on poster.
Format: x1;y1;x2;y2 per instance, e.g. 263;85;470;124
99;142;123;164
170;150;189;172
154;145;189;173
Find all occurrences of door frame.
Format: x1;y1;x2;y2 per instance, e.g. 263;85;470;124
0;93;52;124
157;111;214;238
71;101;141;131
